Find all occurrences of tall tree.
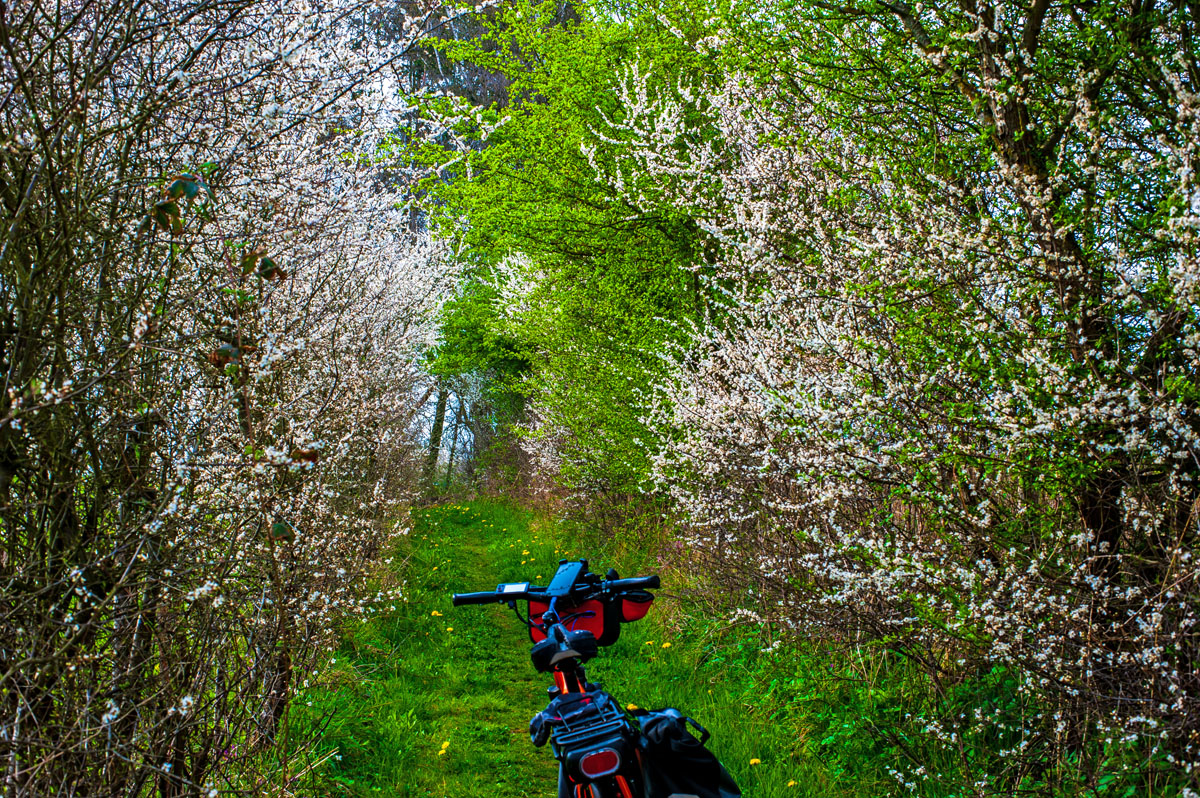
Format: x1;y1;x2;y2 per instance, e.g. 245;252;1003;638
416;0;706;496
595;0;1200;792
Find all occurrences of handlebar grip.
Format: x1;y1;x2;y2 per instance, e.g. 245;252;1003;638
452;590;501;606
605;574;660;591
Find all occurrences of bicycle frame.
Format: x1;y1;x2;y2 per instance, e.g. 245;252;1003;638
546;655;641;798
452;561;658;798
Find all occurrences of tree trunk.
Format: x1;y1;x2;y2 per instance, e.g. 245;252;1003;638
423;381;447;489
443;399;463;490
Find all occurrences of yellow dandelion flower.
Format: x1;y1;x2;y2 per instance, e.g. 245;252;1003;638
661;642;671;649
430;610;442;617
749;758;761;766
626;703;638;711
788;781;797;787
440;741;450;750
445;627;453;632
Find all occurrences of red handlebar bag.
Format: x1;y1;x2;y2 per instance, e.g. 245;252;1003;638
529;591;655;647
619;590;654;622
529;599;611;644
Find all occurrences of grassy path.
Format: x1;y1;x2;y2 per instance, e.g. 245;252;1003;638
299;500;853;797
302;502;557;796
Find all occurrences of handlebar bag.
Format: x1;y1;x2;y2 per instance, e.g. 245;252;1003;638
529;598;614;645
634;708;741;798
617;589;654;622
529;591;655;648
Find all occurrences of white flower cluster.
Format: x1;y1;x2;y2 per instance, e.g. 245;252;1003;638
1;0;461;791
576;3;1200;790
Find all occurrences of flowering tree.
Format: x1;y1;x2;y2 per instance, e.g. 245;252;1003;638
580;0;1200;793
0;0;461;793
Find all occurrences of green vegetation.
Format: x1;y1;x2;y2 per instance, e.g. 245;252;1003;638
296;500;875;797
296;502;553;796
402;0;1200;793
10;0;1198;792
415;2;706;493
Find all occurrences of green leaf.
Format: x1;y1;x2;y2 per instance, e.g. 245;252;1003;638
167;177;201;200
257;256;286;280
269;521;296;542
240;245;266;274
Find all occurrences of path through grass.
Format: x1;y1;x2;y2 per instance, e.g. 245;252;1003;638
298;500;858;797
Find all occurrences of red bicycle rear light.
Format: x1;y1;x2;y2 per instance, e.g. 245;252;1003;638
579;748;620;778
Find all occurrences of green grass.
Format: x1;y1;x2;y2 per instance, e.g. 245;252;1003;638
292;499;864;797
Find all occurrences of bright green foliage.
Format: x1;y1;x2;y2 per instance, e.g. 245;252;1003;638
416;1;706;493
431;283;529;380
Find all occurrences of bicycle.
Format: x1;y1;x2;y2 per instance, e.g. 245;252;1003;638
451;558;662;798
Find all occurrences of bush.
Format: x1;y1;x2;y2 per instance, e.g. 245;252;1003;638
0;1;457;792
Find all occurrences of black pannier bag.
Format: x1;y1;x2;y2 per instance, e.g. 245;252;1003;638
633;708;741;798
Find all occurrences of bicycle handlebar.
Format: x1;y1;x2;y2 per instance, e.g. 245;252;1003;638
451;590;512;606
451;562;659;608
604;575;660;591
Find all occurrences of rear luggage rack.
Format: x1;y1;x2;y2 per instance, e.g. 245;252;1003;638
554;715;630;750
551;692;632;752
